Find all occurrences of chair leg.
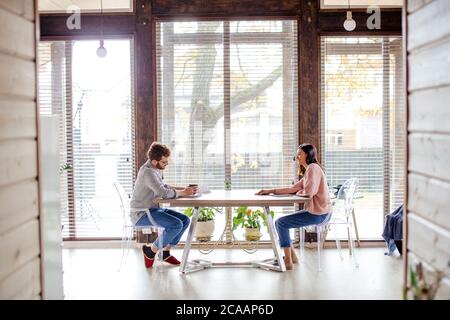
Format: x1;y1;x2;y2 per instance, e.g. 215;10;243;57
347;223;359;268
119;226;133;271
334;225;343;261
155;228;165;273
317;226;322;272
299;227;305;258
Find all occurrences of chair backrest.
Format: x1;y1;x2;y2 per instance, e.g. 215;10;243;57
113;181;130;221
336;178;358;214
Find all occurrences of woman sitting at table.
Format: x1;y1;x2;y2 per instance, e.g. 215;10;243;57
256;143;331;270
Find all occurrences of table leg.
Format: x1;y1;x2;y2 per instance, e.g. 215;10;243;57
351;208;361;248
263;206;286;272
180;206;199;273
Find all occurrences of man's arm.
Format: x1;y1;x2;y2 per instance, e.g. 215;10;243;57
144;171;178;199
168;185;184;191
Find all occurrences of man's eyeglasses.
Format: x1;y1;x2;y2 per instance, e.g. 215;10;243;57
159;160;169;165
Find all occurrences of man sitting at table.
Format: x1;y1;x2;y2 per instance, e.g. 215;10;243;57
130;142;198;268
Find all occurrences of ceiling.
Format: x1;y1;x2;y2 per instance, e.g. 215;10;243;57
39;0;133;13
321;0;403;9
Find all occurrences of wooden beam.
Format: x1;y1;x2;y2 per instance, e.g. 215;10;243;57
298;0;320;157
319;9;402;35
135;0;154;169
151;0;300;18
40;14;136;37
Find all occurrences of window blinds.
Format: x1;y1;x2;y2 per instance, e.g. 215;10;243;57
156;20;298;190
38;39;135;239
156;20;298;240
321;36;405;239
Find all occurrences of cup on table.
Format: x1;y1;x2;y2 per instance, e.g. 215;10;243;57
187;184;199;195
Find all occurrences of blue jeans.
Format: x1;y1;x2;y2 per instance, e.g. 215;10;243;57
275;210;329;248
135;208;190;249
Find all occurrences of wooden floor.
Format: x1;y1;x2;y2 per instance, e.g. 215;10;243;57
62;247;403;300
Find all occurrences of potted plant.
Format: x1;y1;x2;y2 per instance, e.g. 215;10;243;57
184;207;222;242
232;206;274;241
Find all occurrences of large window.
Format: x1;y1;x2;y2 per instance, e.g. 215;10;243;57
39;39;135;239
321;37;405;239
156;21;298;241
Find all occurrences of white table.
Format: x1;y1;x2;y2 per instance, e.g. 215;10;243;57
155;189;310;274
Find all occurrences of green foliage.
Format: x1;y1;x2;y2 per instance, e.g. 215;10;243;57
232;206;274;230
59;163;72;175
184;207;222;222
406;262;442;300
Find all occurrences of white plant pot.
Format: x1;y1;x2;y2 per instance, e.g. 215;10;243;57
195;220;215;241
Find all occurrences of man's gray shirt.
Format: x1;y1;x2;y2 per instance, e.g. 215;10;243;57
129;161;178;224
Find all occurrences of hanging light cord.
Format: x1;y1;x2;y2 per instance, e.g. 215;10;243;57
100;0;103;39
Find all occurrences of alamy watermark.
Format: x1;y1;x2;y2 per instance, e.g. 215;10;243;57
66;5;81;30
63;5;384;32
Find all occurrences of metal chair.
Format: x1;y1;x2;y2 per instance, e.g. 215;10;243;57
113;182;165;272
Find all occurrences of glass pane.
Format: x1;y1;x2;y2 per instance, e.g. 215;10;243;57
71;39;134;238
157;20;298;243
321;37;405;240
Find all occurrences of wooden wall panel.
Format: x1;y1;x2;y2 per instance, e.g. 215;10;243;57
406;0;450;299
0;100;37;140
434;276;450;300
0;140;38;187
408;173;450;231
408;39;450;91
0;180;39;234
408;0;450;51
0;219;40;281
0;0;34;21
0;53;36;98
407;0;434;14
0;0;41;299
408;133;450;182
0;7;35;59
0;258;40;299
408;214;450;278
408;87;450;134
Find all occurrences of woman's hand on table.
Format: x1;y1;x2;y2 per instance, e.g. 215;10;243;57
255;189;273;195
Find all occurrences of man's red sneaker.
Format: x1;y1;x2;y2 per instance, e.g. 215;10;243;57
163;255;181;265
142;245;156;268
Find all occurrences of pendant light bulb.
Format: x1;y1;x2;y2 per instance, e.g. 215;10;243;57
96;39;107;58
344;11;356;31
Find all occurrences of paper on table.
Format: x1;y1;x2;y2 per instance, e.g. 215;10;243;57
197;185;210;194
269;194;300;197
